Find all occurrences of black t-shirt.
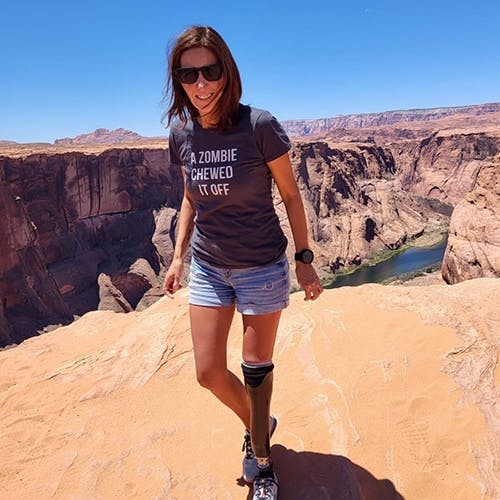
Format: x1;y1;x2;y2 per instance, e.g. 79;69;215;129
168;104;291;268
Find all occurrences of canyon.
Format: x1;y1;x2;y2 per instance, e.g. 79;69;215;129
0;149;183;345
0;104;499;346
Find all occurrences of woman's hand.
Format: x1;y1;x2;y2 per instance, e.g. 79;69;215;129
295;262;323;301
163;258;184;297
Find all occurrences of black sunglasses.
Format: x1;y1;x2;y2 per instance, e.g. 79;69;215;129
174;63;223;84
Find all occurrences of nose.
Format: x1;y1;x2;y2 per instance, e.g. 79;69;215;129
196;72;207;87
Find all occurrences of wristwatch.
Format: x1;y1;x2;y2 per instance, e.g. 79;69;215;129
294;248;314;264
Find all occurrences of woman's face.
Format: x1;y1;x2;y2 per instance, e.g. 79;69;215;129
178;47;224;126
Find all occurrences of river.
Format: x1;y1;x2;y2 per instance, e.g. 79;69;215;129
324;237;448;289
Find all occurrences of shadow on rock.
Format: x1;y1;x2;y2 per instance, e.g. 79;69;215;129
240;444;404;500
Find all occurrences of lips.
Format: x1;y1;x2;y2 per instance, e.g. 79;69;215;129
195;92;214;101
194;92;219;114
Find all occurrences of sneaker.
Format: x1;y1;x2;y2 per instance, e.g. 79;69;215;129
252;470;279;500
242;415;278;483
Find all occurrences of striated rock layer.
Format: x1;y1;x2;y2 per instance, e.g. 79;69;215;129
390;131;500;283
0;182;71;345
282;102;500;138
391;131;500;205
0;279;498;499
0;141;444;345
442;157;500;283
2;106;498;345
280;141;445;277
0;148;183;344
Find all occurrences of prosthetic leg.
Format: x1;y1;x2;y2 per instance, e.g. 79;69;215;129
241;361;274;466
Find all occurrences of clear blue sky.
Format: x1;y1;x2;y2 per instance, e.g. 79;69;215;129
1;0;499;143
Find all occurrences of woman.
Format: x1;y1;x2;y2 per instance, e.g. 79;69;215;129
162;25;323;499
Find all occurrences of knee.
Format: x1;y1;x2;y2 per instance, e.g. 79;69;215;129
196;366;224;390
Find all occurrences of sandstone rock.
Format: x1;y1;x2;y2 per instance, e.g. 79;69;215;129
0;295;14;346
54;128;146;145
392;132;500;205
0;148;183;346
0;279;497;498
442;158;500;283
151;206;179;268
280;142;443;277
97;273;133;312
2;138;442;345
389;129;499;285
110;258;158;309
282;102;500;137
0;180;72;344
2;106;499;346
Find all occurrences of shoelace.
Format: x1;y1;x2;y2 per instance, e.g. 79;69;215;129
242;432;254;458
253;475;277;499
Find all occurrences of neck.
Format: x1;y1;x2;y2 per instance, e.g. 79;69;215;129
197;112;218;129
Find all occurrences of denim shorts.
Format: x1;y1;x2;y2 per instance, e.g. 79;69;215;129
189;253;290;315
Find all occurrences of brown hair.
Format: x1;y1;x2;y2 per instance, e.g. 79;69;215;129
163;26;242;129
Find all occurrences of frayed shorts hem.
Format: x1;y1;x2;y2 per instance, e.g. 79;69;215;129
188;298;289;315
188;253;290;316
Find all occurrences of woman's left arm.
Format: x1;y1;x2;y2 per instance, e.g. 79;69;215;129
267;152;323;301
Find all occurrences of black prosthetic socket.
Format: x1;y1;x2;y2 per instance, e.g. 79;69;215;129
241;361;274;460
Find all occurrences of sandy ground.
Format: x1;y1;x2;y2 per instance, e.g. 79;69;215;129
0;278;498;499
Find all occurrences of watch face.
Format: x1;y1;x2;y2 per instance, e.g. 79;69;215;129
301;249;314;264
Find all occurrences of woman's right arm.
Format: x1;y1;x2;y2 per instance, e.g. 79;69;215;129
163;168;195;296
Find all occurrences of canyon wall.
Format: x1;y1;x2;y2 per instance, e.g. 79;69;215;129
0;148;183;345
441;157;500;283
279;141;444;277
388;132;500;282
390;131;500;205
1;120;498;345
0;182;71;345
0;142;442;346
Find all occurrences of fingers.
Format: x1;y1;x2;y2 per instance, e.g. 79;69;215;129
303;282;323;301
299;274;323;301
163;275;181;298
296;263;323;301
163;261;184;298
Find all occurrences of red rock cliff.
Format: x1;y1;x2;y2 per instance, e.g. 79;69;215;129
3;128;496;346
280;141;443;276
441;156;500;283
0;148;183;345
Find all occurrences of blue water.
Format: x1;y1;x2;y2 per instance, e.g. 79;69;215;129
325;238;447;288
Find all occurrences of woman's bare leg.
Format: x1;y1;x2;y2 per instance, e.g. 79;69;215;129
242;311;281;363
190;304;251;428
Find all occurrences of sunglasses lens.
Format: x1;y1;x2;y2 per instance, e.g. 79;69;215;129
177;68;198;84
176;64;222;84
202;64;222;81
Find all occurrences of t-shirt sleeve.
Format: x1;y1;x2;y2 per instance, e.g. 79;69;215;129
254;110;291;163
167;126;182;168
